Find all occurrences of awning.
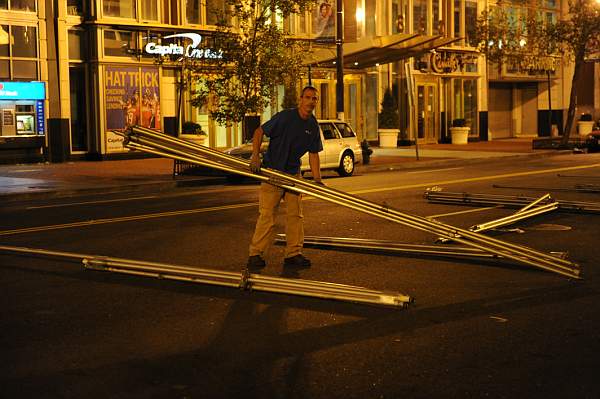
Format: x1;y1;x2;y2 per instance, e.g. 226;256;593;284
305;33;462;69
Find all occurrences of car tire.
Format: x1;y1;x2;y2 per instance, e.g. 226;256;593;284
337;151;354;177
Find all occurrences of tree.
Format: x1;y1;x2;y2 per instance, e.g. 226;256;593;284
475;0;600;144
378;89;400;129
549;0;600;143
189;0;315;126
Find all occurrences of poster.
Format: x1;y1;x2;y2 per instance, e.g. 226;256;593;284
105;65;160;153
313;1;335;43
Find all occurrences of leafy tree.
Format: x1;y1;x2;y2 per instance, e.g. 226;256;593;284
189;0;315;126
475;0;600;143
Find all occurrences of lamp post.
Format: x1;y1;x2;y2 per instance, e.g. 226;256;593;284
336;0;344;121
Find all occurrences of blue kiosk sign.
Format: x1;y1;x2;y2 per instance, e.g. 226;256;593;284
0;81;46;136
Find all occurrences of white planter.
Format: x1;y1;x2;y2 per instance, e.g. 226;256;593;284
378;128;399;148
450;127;470;145
578;121;595;136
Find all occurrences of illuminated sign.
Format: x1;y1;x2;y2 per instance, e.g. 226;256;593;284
144;33;223;60
0;81;45;100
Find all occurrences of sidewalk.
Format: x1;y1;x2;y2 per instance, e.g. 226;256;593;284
0;138;564;202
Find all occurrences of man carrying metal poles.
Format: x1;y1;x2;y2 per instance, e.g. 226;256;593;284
247;86;324;271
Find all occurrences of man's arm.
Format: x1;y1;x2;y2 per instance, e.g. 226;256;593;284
308;152;322;183
249;127;264;173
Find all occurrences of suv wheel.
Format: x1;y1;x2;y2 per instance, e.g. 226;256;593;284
338;151;354;177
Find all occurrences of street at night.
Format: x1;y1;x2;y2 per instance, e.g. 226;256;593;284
2;152;600;398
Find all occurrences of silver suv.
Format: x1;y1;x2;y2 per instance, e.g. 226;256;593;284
225;119;363;177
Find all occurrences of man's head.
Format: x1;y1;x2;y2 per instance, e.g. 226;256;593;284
298;86;319;118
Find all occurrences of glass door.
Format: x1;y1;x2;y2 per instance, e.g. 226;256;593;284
417;84;437;143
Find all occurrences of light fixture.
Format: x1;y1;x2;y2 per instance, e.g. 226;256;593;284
354;61;358;66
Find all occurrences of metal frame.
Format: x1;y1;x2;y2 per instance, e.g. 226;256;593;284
274;234;568;261
424;191;600;214
0;245;411;308
114;126;581;279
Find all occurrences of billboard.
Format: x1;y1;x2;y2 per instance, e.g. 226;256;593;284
104;66;160;153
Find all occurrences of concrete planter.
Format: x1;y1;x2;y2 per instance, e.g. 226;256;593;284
578;121;595;136
180;134;207;146
378;128;399;148
450;127;470;145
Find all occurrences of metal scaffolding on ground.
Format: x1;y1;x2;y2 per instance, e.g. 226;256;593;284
112;126;581;280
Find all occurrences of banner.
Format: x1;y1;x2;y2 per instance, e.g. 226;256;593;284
105;65;160;153
313;1;335;43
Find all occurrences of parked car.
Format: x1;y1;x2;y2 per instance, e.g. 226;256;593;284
585;129;600;153
224;119;363;177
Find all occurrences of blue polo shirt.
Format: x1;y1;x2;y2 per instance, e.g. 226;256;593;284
262;109;323;174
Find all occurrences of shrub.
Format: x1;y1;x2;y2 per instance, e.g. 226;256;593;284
378;89;399;129
182;121;206;135
452;118;467;127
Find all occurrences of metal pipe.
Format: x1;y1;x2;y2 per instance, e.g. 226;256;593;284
124;129;580;276
117;128;580;279
470;202;558;232
0;245;411;307
516;194;553;214
424;191;600;214
493;184;600;194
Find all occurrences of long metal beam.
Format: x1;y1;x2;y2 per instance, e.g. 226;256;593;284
275;234;568;261
0;245;411;307
424;191;600;214
115;127;580;279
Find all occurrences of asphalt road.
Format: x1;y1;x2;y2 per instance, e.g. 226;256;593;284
2;152;600;398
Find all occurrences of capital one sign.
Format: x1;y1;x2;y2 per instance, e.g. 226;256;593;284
144;33;223;60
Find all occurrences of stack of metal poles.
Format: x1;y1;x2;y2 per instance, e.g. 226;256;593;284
116;126;581;279
424;191;600;214
0;245;411;307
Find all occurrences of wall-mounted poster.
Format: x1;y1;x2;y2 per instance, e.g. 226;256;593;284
105;65;160;153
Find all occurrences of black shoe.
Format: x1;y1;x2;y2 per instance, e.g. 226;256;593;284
247;255;266;270
283;254;311;268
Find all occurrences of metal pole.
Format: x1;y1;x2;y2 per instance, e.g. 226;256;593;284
0;245;412;307
336;0;344;121
117;127;581;279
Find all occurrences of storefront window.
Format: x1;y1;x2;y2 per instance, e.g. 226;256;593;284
206;0;226;26
185;0;201;24
12;26;37;58
0;0;6;9
432;0;440;35
141;0;158;20
413;0;427;34
104;0;136;18
12;60;36;79
453;0;460;37
0;61;9;78
0;25;8;57
453;78;478;136
67;0;83;15
9;0;35;11
68;30;86;60
365;0;376;36
104;30;137;57
465;0;477;46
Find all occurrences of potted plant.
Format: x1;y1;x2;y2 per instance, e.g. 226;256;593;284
180;121;207;145
449;118;470;145
377;89;400;148
577;113;594;136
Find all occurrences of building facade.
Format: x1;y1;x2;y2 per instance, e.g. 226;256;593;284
0;0;597;164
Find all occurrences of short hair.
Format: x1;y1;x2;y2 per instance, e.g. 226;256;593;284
301;85;318;96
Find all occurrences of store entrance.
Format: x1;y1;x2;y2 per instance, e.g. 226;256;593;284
417;84;437;143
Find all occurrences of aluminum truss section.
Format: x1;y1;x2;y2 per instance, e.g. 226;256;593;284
424;191;600;214
0;245;412;307
275;234;568;261
114;126;580;279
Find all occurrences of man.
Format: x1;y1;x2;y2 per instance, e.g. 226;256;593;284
247;86;323;271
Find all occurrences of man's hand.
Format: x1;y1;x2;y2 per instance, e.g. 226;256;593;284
249;153;261;173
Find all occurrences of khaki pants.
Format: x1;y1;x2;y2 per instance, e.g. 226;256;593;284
249;182;303;258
